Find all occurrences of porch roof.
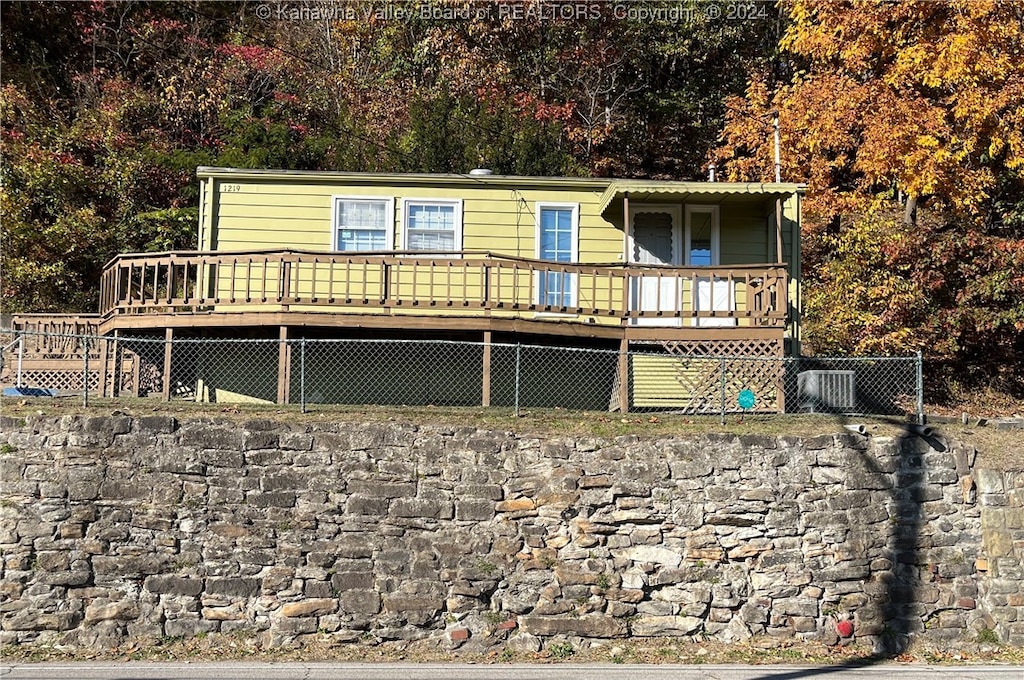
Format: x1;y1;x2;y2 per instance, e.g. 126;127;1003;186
598;180;806;215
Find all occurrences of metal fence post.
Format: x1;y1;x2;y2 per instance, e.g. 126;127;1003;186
916;350;925;424
514;343;521;417
300;337;306;414
16;334;24;388
719;356;726;426
82;335;89;407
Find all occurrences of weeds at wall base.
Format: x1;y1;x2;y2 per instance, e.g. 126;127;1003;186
1;635;1022;666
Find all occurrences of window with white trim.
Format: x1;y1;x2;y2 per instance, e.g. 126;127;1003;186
333;196;394;251
536;203;579;307
402;199;462;252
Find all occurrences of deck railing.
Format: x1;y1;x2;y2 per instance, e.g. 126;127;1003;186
98;250;788;327
8;314;102;358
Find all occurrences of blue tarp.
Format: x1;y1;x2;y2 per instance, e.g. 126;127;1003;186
2;387;58;397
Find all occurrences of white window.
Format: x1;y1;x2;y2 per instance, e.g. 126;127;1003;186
535;202;579;307
401;199;462;252
332;196;395;251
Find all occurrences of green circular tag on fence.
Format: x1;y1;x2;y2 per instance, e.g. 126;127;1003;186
738;389;756;410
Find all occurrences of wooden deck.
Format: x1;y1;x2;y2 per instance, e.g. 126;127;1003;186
97;249;788;340
5;251;792;410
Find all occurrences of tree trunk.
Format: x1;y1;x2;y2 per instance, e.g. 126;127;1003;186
904;194;918;227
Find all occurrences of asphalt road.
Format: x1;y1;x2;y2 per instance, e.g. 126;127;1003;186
1;663;1022;680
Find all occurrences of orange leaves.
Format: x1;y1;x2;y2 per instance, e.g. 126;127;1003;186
722;0;1024;218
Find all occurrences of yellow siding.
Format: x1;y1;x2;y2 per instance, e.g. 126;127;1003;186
631;354;721;409
197;173;800;340
720;202;770;265
209;179;622;262
207;177;795;269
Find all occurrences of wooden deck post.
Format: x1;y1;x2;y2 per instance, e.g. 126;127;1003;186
775;198;785;263
623;193;630;259
777;351;787;414
622;193;631;319
618;337;630;413
162;327;173;402
98;334;110;398
110;330;121;397
482;331;492;407
277;326;290;405
131;346;141;398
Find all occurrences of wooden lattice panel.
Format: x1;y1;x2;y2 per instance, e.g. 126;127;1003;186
16;369;102;392
658;338;784;413
660;337;783;359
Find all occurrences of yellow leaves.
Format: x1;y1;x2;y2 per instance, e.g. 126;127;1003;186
802;210;938;357
721;0;1024;218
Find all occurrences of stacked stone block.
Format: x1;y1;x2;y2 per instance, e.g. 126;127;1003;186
0;415;1021;651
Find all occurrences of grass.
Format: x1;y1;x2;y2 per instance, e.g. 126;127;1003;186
1;396;1021;470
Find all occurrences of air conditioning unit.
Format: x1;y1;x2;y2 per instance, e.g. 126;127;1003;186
798;370;856;412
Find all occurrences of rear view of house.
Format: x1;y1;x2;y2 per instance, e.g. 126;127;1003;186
11;168;805;411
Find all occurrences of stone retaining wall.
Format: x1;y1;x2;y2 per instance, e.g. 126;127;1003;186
1;415;1022;653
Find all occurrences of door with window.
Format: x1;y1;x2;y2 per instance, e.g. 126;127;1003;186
686;205;734;326
629;205;682;326
536;204;578;308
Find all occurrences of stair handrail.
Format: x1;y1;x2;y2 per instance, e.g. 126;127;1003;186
1;333;24;387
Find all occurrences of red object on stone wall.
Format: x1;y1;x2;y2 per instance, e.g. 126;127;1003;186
836;620;854;638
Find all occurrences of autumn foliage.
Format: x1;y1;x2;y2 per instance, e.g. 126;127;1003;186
717;0;1024;395
2;0;1022;399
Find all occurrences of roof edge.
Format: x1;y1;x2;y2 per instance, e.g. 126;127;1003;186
196;167;807;193
195;166;613;189
597;180;807;214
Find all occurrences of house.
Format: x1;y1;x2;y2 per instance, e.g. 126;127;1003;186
10;167;805;410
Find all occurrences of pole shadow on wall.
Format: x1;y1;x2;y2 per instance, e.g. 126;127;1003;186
748;415;947;680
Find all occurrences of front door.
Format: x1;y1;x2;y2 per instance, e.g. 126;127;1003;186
629;205;682;326
686;205;734;326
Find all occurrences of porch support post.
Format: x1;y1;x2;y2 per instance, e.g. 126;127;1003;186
99;334;110;398
777;370;787;414
277;325;290;405
481;330;492;407
622;193;630;317
618;337;630;414
775;198;784;263
162;327;173;402
131;341;141;398
622;193;630;257
111;329;121;397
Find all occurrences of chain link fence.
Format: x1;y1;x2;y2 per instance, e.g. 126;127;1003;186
1;331;924;422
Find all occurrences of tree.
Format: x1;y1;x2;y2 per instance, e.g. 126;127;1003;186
1;1;780;313
716;0;1024;392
